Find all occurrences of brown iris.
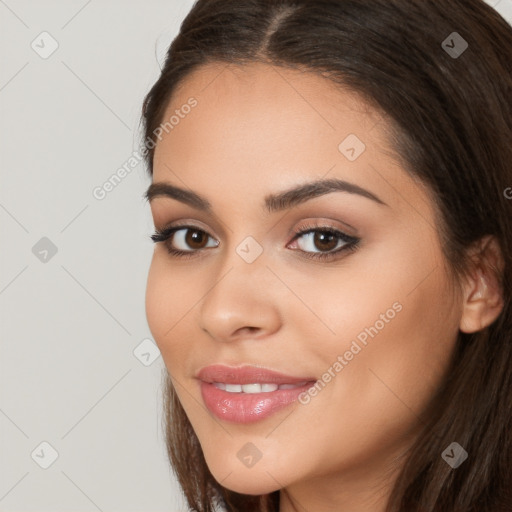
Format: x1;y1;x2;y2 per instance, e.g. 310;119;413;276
184;229;209;249
312;231;338;252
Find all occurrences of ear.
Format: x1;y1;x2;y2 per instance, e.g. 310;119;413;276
459;235;505;333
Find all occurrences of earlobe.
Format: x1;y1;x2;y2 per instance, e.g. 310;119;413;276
459;236;505;334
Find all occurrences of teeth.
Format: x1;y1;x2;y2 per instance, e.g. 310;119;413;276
242;383;264;394
212;382;304;393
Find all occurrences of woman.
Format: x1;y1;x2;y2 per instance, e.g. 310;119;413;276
141;0;512;510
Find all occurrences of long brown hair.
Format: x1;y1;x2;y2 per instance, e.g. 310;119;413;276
141;1;512;510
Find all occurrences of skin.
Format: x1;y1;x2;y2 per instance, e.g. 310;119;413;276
145;62;504;512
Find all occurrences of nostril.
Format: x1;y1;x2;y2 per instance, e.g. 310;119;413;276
236;326;259;336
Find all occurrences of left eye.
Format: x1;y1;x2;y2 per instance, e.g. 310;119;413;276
291;229;355;253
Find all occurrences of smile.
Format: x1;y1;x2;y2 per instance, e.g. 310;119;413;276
197;365;316;423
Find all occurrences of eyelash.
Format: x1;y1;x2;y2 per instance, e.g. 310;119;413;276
150;222;361;262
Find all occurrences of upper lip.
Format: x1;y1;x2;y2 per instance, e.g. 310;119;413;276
197;364;316;385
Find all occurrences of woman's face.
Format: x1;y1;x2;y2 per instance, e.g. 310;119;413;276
146;62;463;502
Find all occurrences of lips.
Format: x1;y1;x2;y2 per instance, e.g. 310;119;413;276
197;365;317;424
197;364;315;385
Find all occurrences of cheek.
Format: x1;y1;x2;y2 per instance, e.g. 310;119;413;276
325;258;457;424
302;239;458;410
145;254;196;365
145;255;169;342
283;271;459;477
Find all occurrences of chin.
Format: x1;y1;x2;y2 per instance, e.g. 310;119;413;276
205;456;284;495
216;474;280;496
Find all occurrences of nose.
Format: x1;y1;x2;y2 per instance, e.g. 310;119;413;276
197;249;282;343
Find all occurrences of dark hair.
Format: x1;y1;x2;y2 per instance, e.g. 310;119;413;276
141;1;512;510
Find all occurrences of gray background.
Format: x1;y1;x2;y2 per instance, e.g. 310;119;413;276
1;1;511;511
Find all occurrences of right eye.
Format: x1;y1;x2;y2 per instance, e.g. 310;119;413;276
150;226;220;257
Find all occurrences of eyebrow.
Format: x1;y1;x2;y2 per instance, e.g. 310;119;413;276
144;178;388;213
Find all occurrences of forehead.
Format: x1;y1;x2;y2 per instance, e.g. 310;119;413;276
151;62;432;218
154;62;386;169
160;61;383;139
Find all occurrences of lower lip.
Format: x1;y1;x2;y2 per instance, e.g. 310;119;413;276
200;381;314;424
